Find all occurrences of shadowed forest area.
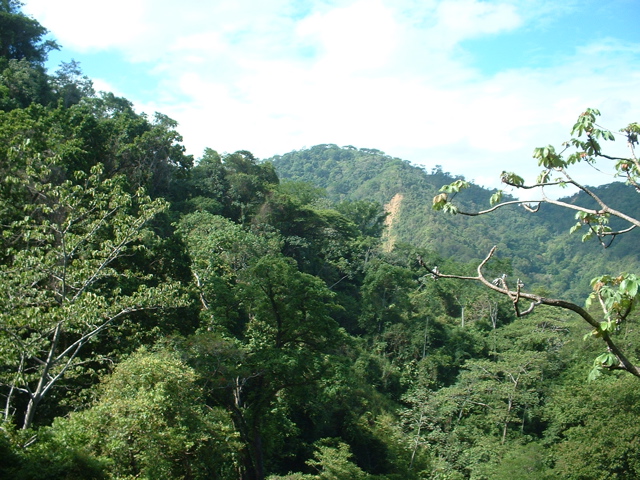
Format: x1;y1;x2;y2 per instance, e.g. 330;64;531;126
2;2;640;479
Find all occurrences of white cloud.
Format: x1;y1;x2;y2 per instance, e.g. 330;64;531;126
434;0;522;44
23;0;151;52
21;0;640;194
296;0;399;72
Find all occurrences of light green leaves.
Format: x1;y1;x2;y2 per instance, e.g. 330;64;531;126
47;348;240;479
533;145;565;169
536;170;551;184
588;353;620;382
571;108;601;137
0;151;180;428
432;192;448;210
432;180;469;214
571;211;611;243
490;190;503;206
621;122;640;145
439;179;470;194
586;273;639;319
584;273;639;379
500;171;525;186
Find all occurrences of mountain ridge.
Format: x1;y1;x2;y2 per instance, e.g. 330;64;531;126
268;144;640;300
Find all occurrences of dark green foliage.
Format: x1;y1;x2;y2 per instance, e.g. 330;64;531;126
0;0;58;65
0;1;59;110
0;58;51;109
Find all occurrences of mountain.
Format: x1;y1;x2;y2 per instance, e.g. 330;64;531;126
268;144;640;300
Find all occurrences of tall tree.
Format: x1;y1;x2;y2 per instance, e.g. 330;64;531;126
0;0;58;66
0;149;183;430
43;347;240;479
0;1;58;109
177;212;346;479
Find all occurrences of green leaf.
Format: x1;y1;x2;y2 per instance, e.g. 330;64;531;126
587;365;602;382
536;170;550;183
500;171;525;186
594;352;617;367
443;203;459;215
440;179;470;193
621;277;639;297
432;193;448;210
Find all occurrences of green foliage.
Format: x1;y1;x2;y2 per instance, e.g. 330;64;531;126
0;149;184;429
335;199;387;238
51;60;95;108
499;171;525;186
3;10;640;478
45;347;240;479
544;375;640;479
586;273;639;320
476;442;554;480
439;179;470;194
398;309;572;479
306;439;370;479
0;58;51;109
489;190;503;206
0;0;58;66
533;144;564;169
176;211;280;334
358;259;415;335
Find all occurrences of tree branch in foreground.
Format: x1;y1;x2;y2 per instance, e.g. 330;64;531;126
424;246;640;379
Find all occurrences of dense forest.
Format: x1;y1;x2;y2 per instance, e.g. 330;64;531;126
2;2;640;479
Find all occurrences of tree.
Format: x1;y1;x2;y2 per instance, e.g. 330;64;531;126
51;60;94;108
0;58;52;109
335;200;387;239
0;1;58;110
359;260;415;335
544;374;640;479
44;347;240;479
224;150;279;223
227;254;344;479
176;211;349;479
0;148;183;430
0;0;58;66
432;109;640;379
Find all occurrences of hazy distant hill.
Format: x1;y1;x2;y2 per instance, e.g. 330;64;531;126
269;144;640;300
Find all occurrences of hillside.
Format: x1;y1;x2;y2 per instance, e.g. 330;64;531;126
5;4;640;479
269;144;640;300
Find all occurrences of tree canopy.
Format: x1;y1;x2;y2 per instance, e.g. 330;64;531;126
2;4;640;480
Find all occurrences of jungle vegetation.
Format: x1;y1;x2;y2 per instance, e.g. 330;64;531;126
2;3;640;479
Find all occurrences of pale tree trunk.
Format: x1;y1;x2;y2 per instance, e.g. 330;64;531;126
22;323;62;430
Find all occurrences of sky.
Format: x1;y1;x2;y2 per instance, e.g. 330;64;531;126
21;0;640;193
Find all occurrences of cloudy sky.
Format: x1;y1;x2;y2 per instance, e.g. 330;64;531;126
22;0;640;190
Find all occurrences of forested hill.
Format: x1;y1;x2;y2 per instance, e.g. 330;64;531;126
269;144;640;300
5;3;640;478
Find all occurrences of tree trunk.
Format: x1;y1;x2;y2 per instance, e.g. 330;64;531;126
502;396;513;445
253;432;264;480
22;323;62;429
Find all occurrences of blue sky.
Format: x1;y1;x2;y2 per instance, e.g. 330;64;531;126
22;0;640;192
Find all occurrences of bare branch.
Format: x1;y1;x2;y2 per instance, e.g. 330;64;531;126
424;247;640;378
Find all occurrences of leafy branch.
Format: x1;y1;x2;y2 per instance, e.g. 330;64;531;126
423;247;640;379
431;109;640;380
